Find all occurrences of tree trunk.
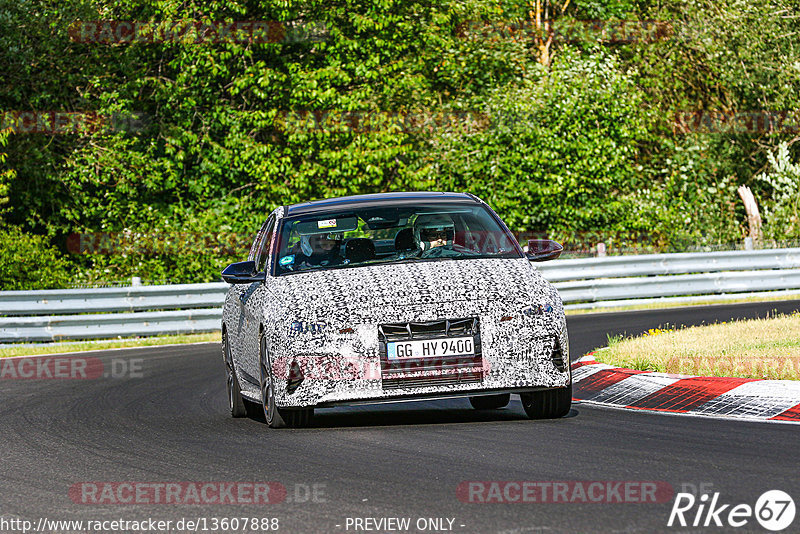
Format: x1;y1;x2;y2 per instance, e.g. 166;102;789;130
737;185;763;248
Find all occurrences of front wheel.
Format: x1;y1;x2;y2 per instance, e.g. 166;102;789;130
259;333;313;428
520;384;572;419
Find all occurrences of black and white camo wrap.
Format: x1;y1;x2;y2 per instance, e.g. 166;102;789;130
222;208;570;409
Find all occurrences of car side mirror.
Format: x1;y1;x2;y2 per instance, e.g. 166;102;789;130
526;239;563;262
222;260;266;284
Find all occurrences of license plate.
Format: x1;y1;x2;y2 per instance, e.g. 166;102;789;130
387;337;475;360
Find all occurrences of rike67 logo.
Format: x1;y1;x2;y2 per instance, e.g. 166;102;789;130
668;490;795;531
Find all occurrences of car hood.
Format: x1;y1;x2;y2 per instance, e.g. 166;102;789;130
268;257;553;319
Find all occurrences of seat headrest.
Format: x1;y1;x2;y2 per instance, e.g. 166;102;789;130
344;238;376;262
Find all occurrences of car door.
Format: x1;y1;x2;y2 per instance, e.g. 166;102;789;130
239;215;277;379
228;218;271;368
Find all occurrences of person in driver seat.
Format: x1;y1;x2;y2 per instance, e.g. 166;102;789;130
297;232;343;267
413;214;455;251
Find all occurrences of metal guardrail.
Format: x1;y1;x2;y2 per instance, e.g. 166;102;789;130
0;309;222;343
554;269;800;303
2;248;800;342
535;248;800;282
0;283;227;316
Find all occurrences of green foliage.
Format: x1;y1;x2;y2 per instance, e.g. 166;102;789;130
627;136;745;250
756;143;800;241
632;0;800;113
427;50;650;235
0;0;799;288
69;203;254;285
0;225;73;289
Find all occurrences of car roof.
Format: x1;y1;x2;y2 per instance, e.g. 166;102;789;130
284;191;479;217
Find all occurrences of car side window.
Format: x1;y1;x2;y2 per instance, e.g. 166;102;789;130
254;216;276;273
248;221;269;262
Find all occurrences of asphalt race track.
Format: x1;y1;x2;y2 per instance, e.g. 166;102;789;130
2;300;799;533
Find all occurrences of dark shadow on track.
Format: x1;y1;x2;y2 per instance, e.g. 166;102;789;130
240;399;579;429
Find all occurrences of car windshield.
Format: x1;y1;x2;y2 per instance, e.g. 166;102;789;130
274;202;523;275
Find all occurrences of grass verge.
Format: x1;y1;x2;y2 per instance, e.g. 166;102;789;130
0;332;220;358
593;312;800;380
565;292;800;315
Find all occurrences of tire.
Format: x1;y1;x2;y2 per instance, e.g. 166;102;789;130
469;393;511;410
223;330;248;418
520;384;572;419
259;332;313;428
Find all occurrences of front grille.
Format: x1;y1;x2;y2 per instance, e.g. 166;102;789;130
379;317;478;341
378;317;484;390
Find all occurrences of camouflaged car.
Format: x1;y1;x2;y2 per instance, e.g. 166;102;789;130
221;192;570;427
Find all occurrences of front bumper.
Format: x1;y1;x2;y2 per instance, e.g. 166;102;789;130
269;309;570;408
